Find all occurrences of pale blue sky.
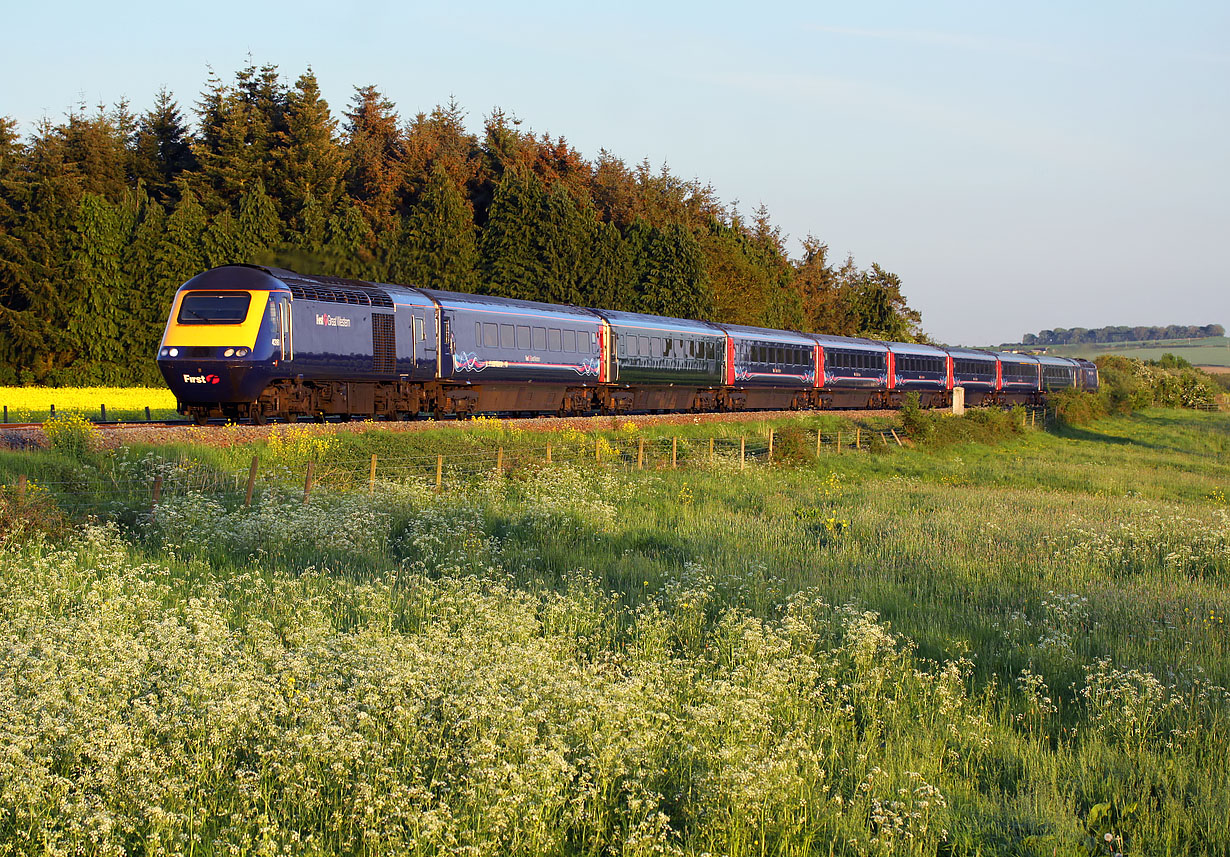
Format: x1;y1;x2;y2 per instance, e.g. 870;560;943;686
4;0;1227;344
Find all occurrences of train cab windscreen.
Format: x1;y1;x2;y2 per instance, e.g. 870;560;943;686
178;292;252;325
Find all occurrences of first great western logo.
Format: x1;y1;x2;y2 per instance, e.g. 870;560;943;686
316;313;352;328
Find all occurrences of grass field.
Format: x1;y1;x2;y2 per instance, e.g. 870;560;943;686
1;409;1228;855
1037;336;1230;366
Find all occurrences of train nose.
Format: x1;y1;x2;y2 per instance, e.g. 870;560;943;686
159;360;264;402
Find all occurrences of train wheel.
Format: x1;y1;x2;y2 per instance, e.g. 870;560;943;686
250;408;267;426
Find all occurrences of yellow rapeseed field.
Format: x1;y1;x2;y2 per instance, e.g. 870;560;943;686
0;386;177;421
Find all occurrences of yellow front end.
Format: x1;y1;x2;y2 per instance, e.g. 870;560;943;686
159;289;271;350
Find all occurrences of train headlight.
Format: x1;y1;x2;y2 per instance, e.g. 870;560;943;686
223;348;235;357
236;348;249;357
168;348;179;357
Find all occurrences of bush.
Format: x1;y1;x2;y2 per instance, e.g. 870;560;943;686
899;392;933;441
771;425;817;465
41;413;102;456
1093;355;1221;411
0;480;69;543
1051;388;1109;426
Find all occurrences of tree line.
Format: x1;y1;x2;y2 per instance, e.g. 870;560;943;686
0;62;922;385
1021;324;1224;347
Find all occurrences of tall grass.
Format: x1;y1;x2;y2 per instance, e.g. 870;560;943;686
0;409;1227;854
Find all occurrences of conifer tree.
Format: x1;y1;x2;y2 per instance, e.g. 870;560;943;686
539;182;596;306
62;192;131;382
393;163;478;290
234;178;282;261
192;63;288;213
131;88;196;207
477;167;547;299
344;85;403;231
321;201;378;279
402;98;480;205
0;121;83;379
119;190;169;378
586;220;635;311
629;219;709;319
272;70;344;226
203;209;240;269
153;186;209;293
60;102;132;203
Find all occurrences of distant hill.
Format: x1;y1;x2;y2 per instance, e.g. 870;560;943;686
1034;336;1230;367
1021;324;1224;346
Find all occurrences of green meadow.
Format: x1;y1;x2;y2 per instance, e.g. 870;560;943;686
1;408;1228;855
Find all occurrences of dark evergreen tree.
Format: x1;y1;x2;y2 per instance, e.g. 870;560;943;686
192;63;288;213
119;190;169;380
538;181;596;306
234;178;283;262
344;85;403;231
272;70;344;226
61;192;133;382
586;220;635;311
0;121;84;380
59;103;131;202
131;88;196;206
477;167;547;299
392;163;478;290
152;185;209;296
320;201;378;279
203;209;240;269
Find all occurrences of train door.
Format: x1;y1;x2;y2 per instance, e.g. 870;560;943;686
271;294;293;366
409;311;435;378
602;322;617;382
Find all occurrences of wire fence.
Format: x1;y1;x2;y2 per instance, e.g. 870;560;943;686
2;426;912;515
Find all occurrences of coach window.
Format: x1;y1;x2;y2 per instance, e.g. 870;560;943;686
549;329;562;351
516;326;530;350
652;338;663;358
483;323;498;348
500;324;514;348
414;316;425;342
475;322;482;343
533;327;547;350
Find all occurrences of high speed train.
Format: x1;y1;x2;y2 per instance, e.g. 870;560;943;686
157;265;1097;424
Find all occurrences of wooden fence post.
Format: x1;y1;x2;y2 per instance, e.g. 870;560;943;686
546;442;552;464
740;437;746;469
496;446;503;473
369;454;378;493
303;462;314;503
855;427;861;450
767;428;774;461
16;474;26;498
151;475;163;511
244;456;259;507
145;406;151;422
595;437;601;462
890;428;903;447
637;437;644;470
709;437;714;461
100;404;107;422
49;404;55;418
816;429;823;457
435;455;443;493
837;431;842;453
672;436;678;469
